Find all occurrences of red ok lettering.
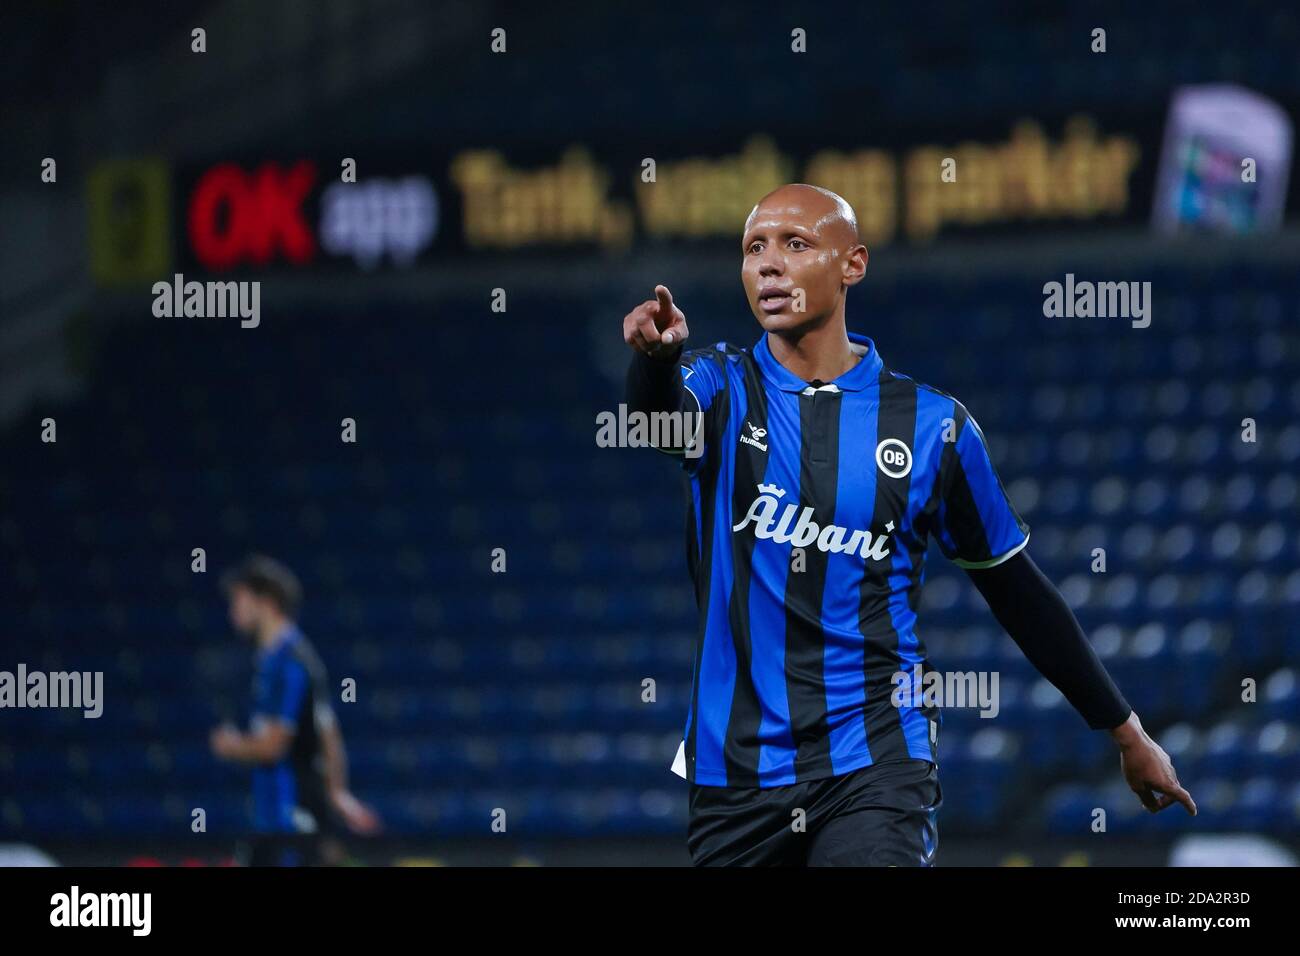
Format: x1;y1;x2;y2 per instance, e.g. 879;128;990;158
188;161;317;269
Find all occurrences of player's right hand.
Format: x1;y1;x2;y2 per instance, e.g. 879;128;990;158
624;284;689;360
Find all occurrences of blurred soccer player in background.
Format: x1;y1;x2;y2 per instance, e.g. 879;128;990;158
210;554;380;865
623;184;1196;866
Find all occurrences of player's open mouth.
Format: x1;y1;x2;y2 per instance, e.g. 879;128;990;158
758;291;792;312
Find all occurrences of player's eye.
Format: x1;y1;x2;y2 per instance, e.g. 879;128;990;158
746;241;763;254
789;238;809;250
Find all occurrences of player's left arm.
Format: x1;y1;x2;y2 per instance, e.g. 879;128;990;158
965;552;1196;816
318;712;382;834
937;402;1195;816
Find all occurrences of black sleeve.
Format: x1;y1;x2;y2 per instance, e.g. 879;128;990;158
965;550;1132;731
625;345;687;416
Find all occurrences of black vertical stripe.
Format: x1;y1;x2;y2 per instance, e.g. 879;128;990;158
720;354;769;787
684;357;730;780
785;388;842;780
940;406;994;562
915;403;957;765
858;370;918;765
904;497;941;765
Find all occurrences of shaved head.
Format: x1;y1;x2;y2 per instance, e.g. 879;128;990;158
745;183;860;246
739;182;868;336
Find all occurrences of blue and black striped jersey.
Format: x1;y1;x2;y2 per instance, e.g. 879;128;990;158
672;331;1029;788
250;625;333;831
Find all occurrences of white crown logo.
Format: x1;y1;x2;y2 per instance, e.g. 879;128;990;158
757;482;785;498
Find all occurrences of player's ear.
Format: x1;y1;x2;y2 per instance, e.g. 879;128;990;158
842;244;868;286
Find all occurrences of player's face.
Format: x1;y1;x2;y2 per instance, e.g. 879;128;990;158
740;198;856;332
227;584;262;636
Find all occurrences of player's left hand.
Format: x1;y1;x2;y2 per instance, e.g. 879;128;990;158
1112;712;1197;815
331;788;382;835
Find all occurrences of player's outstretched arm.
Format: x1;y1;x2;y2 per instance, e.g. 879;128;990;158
965;550;1196;816
624;284;690;416
623;285;702;456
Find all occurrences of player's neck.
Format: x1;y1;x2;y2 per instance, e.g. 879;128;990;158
765;315;859;384
255;614;292;650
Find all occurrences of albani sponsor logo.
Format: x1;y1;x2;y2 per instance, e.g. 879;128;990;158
732;483;895;560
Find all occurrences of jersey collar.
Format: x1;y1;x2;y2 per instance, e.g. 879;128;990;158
257;621;300;661
753;330;883;392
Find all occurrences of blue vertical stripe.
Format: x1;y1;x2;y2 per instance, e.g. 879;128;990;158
692;478;704;559
821;389;877;773
683;476;705;744
693;383;746;782
884;545;930;759
275;764;296;829
750;390;801;785
891;392;956;759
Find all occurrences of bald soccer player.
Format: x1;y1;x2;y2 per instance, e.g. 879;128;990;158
622;184;1195;867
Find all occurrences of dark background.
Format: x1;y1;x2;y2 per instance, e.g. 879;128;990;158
2;1;1298;866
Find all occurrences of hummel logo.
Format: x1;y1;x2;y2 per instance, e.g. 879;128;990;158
740;421;769;451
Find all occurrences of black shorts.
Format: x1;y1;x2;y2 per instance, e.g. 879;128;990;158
243;831;324;867
687;758;942;867
242;791;339;867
